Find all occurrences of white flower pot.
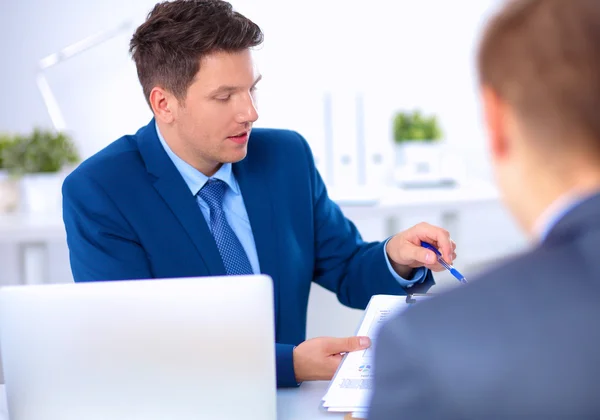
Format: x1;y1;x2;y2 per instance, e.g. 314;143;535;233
0;170;19;214
19;172;66;214
395;142;443;175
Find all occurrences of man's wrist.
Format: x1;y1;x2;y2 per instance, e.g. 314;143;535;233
390;259;413;278
385;239;413;278
292;345;303;384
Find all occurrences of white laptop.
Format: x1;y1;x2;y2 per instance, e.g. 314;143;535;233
0;275;276;420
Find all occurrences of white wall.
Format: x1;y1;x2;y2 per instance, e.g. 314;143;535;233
0;0;154;157
0;0;500;183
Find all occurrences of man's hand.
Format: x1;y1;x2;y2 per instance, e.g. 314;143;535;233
386;222;457;277
293;336;371;382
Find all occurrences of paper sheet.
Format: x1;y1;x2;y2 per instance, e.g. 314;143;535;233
321;294;432;413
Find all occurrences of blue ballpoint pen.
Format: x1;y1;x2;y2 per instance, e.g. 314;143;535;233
420;241;468;284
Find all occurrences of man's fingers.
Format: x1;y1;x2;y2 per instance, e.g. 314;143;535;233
413;246;438;266
434;237;453;264
325;336;371;354
414;223;453;263
447;240;457;264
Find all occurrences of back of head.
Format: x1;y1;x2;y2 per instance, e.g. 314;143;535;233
478;0;600;160
129;0;263;107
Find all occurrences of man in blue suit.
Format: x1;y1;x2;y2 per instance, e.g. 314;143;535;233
369;0;600;418
62;0;456;388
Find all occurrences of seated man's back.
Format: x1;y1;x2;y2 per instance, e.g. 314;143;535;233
371;195;600;418
369;0;600;418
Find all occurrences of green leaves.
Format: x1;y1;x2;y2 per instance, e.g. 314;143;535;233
393;110;442;143
0;133;16;170
0;128;80;175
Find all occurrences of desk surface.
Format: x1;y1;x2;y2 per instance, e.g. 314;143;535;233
0;382;346;419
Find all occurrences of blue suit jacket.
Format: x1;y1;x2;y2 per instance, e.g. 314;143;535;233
62;120;434;387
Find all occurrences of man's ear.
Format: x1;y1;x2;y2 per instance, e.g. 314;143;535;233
481;85;510;160
149;87;175;124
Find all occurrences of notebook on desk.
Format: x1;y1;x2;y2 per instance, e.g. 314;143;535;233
0;275;277;420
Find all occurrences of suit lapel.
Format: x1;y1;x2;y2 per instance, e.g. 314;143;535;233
137;119;226;275
234;158;281;315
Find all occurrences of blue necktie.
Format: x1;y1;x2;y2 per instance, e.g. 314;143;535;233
197;179;253;275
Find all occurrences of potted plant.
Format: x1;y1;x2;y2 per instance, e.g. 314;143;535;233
392;110;444;184
2;128;80;214
0;133;19;213
394;110;442;142
0;133;12;173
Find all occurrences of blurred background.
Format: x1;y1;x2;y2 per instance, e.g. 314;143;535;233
0;0;527;341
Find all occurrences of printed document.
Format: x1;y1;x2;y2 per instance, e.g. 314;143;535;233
320;294;432;414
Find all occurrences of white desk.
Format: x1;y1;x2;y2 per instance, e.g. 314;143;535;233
277;381;345;419
0;387;5;420
0;212;66;285
0;182;499;239
0;181;505;285
330;181;499;220
0;382;345;419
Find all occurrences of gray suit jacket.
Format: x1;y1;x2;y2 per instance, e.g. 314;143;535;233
369;193;600;419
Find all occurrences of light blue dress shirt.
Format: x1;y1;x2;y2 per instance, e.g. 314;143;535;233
537;194;587;241
156;123;424;287
156;126;261;274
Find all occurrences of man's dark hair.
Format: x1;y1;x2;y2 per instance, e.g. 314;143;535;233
478;0;600;156
130;0;263;106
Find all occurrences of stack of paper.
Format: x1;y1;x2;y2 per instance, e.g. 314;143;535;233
320;294;432;418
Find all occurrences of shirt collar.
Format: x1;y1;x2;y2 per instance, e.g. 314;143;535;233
155;121;239;196
532;190;590;241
